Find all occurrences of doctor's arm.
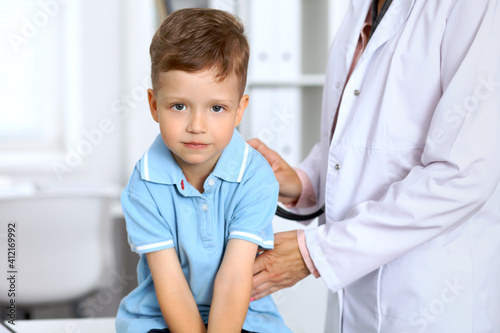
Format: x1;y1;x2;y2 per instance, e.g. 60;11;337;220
251;0;500;297
300;0;500;292
147;249;207;333
207;239;258;333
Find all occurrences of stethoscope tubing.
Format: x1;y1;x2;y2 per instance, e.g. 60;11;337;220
275;204;325;221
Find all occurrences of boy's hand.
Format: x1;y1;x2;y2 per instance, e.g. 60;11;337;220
247;139;302;205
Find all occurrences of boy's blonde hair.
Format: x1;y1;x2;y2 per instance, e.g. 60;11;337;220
150;8;249;96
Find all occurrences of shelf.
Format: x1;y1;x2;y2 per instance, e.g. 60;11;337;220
247;74;325;88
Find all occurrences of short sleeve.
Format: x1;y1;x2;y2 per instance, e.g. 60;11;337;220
121;167;174;254
228;152;279;249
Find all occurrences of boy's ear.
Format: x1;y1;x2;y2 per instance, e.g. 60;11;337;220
148;89;159;123
235;94;249;127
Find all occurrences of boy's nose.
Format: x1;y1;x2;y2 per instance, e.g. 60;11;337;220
186;110;207;134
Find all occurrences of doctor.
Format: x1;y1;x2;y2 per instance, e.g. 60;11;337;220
249;0;500;332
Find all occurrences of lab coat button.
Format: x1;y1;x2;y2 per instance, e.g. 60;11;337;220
354;90;360;96
334;164;341;170
336;82;341;88
208;179;215;186
201;204;208;211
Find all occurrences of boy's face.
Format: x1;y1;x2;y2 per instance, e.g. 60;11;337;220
148;70;248;175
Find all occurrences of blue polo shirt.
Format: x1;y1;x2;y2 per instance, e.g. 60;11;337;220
116;129;291;333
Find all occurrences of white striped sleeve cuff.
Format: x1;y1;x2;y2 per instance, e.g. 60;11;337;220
229;231;274;249
130;240;174;253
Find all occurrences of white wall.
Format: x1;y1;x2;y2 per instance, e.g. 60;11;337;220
0;0;159;188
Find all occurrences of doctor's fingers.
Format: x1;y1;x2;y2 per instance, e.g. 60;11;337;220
252;250;269;275
247;138;282;171
247;139;302;203
251;282;283;301
252;271;299;293
251;253;285;299
251;271;294;300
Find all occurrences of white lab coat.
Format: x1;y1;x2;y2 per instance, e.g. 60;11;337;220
297;0;500;332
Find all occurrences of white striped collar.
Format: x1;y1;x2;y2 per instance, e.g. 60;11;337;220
210;129;251;183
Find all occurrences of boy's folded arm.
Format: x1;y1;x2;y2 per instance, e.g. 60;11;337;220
146;248;207;333
207;238;258;333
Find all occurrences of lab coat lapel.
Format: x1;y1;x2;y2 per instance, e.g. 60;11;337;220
325;0;372;130
335;0;373;76
359;0;416;64
329;0;416;96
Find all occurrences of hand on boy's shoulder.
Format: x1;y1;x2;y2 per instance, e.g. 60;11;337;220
247;138;302;205
245;139;279;185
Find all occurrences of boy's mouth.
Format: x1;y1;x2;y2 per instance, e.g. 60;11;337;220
183;142;209;149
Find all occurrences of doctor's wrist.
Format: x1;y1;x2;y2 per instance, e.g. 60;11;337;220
297;229;320;278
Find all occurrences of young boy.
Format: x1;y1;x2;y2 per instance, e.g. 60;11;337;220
116;8;291;333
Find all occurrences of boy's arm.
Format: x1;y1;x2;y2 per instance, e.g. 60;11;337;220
207;238;258;333
146;248;206;333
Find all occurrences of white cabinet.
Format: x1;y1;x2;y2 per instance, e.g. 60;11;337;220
243;0;322;166
245;0;303;165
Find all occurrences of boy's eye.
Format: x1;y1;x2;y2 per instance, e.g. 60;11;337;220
211;105;224;112
172;104;186;111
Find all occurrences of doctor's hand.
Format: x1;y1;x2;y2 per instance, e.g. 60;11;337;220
247;138;302;205
251;231;310;300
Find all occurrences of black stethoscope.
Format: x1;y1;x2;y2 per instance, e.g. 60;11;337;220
275;204;325;221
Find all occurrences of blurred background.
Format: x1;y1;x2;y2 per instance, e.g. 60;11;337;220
0;0;349;332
